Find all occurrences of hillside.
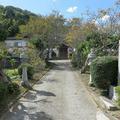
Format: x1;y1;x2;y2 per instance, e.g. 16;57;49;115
0;5;37;41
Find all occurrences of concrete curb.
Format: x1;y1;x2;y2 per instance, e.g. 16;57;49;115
100;96;118;111
96;110;110;120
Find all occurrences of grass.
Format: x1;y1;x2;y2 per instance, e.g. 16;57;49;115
4;69;20;79
4;69;20;80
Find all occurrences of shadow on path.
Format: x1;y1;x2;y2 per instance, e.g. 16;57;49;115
3;102;53;120
34;90;56;97
29;111;53;120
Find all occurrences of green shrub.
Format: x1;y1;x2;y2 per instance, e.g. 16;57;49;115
91;56;118;89
74;41;92;68
7;83;20;94
115;86;120;106
0;82;7;101
18;63;34;79
0;82;20;102
71;53;78;67
68;53;73;59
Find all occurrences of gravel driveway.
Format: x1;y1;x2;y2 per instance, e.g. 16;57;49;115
1;60;98;120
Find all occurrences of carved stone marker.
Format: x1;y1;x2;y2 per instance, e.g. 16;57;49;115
20;52;32;89
87;49;96;85
21;67;32;89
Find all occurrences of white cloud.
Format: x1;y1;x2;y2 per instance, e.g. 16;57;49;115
102;15;110;21
52;0;57;2
67;6;78;13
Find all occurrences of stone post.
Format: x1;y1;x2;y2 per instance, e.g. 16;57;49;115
111;40;120;100
87;48;96;85
20;52;32;89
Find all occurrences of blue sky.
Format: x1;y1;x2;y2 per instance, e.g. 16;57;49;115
0;0;116;18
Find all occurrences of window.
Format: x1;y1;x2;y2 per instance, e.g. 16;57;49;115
14;42;22;47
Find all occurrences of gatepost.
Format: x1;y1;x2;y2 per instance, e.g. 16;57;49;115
111;40;120;100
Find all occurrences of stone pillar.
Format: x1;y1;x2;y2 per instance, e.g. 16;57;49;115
21;67;32;89
49;49;52;59
88;74;93;85
20;52;32;89
22;67;28;83
109;85;118;100
112;40;120;100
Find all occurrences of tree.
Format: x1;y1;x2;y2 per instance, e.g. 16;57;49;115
46;11;67;47
65;18;97;47
0;42;10;83
20;11;67;49
0;5;36;39
0;23;7;41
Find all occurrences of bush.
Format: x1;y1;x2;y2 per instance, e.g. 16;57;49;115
72;41;92;68
91;56;118;89
71;53;78;67
0;82;20;103
0;82;7;101
7;83;20;94
18;63;34;79
115;86;120;106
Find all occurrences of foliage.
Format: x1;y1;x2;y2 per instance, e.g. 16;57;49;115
0;82;20;101
20;11;67;48
18;63;34;79
0;42;8;61
7;82;20;94
0;43;11;83
0;5;36;40
0;82;7;101
65;19;97;47
0;23;7;41
71;52;80;68
30;37;45;50
9;59;16;69
26;43;46;70
30;37;46;57
115;86;120;106
72;41;92;68
4;69;19;79
91;56;118;89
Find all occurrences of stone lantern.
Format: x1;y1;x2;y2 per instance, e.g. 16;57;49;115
87;48;96;85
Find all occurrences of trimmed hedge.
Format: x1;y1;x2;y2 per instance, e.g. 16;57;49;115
18;63;34;79
91;56;118;89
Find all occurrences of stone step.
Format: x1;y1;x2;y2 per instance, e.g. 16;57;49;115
100;96;117;111
96;110;110;120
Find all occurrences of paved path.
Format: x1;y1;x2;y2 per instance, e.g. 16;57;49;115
1;60;98;120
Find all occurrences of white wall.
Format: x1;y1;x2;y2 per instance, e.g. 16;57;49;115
5;40;27;48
